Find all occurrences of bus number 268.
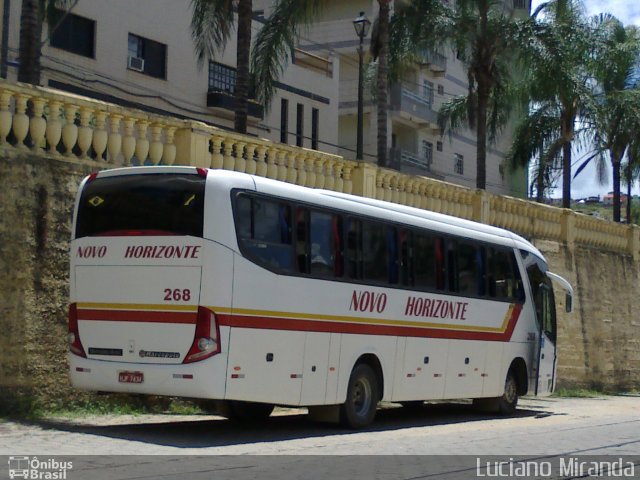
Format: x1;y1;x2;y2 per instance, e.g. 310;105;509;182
163;288;191;302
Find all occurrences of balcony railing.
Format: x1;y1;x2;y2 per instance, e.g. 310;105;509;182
418;49;447;73
292;48;333;78
206;89;264;119
388;147;445;178
390;84;439;127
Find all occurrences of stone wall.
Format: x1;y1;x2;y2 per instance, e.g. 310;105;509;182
0;151;93;413
538;241;640;391
1;150;639;415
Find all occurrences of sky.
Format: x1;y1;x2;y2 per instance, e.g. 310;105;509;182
529;0;640;199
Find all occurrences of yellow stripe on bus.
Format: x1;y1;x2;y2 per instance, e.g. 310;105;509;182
77;302;197;313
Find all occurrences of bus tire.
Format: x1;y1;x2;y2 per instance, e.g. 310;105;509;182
497;371;519;414
216;400;274;423
340;363;379;429
473;371;518;415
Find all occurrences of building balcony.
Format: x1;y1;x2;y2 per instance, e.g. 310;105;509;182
390;84;439;128
388;147;444;179
417;49;447;75
206;89;264;119
292;48;333;78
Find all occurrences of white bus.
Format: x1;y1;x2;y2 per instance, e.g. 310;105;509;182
68;166;573;428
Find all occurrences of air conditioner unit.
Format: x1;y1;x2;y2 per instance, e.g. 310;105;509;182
127;56;145;72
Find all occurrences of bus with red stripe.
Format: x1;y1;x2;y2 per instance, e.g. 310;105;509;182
68;166;572;428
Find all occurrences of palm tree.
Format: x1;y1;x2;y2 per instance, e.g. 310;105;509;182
585;16;640;222
509;0;594;208
18;0;77;85
250;0;328;109
400;0;520;189
622;148;640;224
371;0;390;168
507;108;564;202
191;0;253;134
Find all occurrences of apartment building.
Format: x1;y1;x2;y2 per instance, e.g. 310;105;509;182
1;0;340;154
2;0;528;196
286;0;530;197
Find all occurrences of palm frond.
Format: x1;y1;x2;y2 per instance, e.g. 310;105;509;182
251;0;327;107
190;0;235;67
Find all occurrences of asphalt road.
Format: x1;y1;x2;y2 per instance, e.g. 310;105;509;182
1;396;639;479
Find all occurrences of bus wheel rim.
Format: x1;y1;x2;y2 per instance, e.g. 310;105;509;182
353;377;372;416
504;377;517;403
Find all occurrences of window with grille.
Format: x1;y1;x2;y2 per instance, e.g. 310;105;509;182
208;62;237;94
422;140;433;166
423;80;434;109
454;153;464;175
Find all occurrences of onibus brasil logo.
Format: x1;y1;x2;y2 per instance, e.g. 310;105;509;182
7;456;72;479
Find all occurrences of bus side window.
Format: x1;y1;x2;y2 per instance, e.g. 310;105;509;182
332;215;344;278
309;210;341;277
457;242;480;296
489;248;517;300
435;237;445;290
414;232;436;290
236;194;252;239
399;229;413;287
362;221;388;284
447;239;458;293
236;195;293;272
295;207;309;274
346;218;363;279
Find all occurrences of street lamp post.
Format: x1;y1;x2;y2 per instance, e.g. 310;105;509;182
353;11;371;161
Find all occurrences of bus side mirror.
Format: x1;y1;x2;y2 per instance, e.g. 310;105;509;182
565;293;573;313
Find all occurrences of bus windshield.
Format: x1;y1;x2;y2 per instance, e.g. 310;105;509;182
75;173;205;238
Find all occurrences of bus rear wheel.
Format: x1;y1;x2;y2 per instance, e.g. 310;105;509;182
340;363;379;429
473;371;518;415
216;400;275;423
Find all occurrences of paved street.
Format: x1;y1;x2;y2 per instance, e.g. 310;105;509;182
1;396;639;479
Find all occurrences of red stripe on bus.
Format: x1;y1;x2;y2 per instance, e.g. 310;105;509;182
217;305;522;342
77;309;196;324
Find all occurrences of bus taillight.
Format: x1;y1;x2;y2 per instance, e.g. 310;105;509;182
68;303;87;358
183;306;220;363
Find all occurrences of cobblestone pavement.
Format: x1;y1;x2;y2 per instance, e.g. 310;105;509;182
1;396;639;456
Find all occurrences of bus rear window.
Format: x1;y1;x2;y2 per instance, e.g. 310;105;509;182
75;174;205;238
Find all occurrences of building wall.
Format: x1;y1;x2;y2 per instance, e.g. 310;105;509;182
3;0;340;153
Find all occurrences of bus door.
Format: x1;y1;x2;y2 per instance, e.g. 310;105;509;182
535;282;557;395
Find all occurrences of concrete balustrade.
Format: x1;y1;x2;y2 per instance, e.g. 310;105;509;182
1;79;639;261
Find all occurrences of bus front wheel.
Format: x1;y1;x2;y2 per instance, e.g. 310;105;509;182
340;363;379;429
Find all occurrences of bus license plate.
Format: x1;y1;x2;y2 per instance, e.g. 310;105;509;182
118;371;144;384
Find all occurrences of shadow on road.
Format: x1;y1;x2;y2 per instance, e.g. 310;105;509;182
28;402;554;449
